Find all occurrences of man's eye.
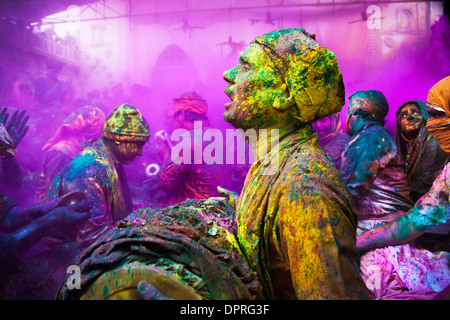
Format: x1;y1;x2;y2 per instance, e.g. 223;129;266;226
240;63;251;71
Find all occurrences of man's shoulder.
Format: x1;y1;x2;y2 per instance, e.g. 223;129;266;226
280;145;338;181
363;124;392;139
64;146;109;176
348;125;394;149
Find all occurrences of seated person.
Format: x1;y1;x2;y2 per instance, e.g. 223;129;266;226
394;99;449;202
357;76;450;299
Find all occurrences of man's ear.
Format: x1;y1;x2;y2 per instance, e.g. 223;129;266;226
272;84;295;111
273;95;295;111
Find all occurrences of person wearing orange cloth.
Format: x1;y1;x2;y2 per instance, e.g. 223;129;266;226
37;105;105;201
357;76;450;299
148;92;225;207
219;28;372;300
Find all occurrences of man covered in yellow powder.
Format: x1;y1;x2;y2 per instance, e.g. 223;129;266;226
219;28;372;299
46;104;150;249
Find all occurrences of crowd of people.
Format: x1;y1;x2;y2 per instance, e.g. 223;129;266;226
0;26;449;300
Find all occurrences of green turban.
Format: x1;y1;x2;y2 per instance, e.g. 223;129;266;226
253;28;345;124
103;104;150;142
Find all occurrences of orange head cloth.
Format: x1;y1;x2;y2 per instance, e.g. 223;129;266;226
167;92;208;117
426;76;450;152
42;106;106;158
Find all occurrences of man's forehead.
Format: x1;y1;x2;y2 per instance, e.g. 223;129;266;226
239;43;267;64
400;103;420;112
349;97;365;107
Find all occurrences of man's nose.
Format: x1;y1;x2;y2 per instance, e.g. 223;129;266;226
223;66;237;83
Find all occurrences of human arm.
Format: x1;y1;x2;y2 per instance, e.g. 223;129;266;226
137;281;173;300
359;163;450;252
0;195;61;232
6;201;90;255
356;215;424;253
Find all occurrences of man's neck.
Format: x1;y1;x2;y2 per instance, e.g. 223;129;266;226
101;138;121;164
249;121;299;161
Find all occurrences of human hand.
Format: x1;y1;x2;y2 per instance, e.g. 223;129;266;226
40;205;90;239
35;192;87;218
0;107;8;124
0;117;15;158
4;109;29;147
137;281;172;300
205;186;239;211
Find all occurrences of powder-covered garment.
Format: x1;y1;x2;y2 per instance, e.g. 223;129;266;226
340;123;414;227
360;245;450;299
46;138;133;249
236;125;371;300
56;199;262;300
356;142;450;299
406;162;450;235
36;150;73;201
